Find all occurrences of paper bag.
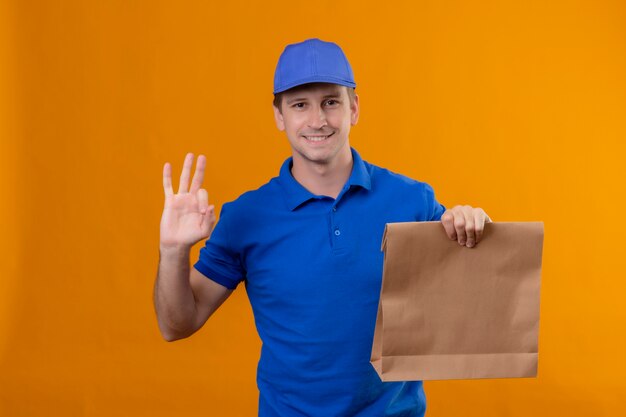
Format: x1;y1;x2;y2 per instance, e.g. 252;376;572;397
370;221;544;381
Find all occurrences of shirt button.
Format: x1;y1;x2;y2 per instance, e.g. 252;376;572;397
334;229;341;236
332;206;337;212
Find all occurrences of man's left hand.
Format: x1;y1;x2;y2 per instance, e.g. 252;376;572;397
441;205;492;248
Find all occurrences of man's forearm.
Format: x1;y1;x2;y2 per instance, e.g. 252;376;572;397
154;246;198;341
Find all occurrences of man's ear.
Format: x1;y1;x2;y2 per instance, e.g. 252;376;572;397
350;93;360;126
273;104;285;131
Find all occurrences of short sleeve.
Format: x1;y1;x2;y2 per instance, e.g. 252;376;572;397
193;204;245;290
424;183;446;221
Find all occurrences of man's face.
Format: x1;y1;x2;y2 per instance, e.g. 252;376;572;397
273;83;359;167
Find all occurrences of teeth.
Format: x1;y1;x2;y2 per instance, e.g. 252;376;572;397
304;135;329;142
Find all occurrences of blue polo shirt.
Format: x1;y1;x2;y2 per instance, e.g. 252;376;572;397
194;148;445;416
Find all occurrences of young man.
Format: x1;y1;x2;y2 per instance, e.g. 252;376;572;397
155;38;491;416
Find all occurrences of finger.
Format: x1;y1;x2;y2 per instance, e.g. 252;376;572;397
453;210;467;246
201;205;216;237
474;209;487;243
163;162;174;197
463;206;476;247
441;211;457;240
197;188;209;214
178;152;194;194
189;154;206;194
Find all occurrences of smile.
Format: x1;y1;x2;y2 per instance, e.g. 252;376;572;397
303;133;334;142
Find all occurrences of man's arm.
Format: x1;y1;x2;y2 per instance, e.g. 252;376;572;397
154;152;231;341
154;246;232;341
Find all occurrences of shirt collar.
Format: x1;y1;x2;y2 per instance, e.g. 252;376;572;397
278;147;372;211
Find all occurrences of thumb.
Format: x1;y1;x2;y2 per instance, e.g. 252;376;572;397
200;204;216;238
197;188;209;213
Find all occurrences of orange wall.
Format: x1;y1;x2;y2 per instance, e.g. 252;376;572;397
2;0;625;415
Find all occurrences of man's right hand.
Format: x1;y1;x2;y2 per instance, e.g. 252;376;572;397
160;152;215;250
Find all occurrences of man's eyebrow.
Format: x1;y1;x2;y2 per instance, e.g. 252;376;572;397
285;97;307;105
285;93;342;105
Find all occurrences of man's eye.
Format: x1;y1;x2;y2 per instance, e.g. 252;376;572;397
325;100;338;106
293;103;305;108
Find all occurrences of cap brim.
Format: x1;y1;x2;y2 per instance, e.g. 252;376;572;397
274;76;356;94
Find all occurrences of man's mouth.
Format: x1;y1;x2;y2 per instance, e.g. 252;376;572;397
302;132;334;142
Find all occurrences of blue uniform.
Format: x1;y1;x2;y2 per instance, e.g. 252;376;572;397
194;148;445;416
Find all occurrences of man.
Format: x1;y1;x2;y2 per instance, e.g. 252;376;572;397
154;38;491;416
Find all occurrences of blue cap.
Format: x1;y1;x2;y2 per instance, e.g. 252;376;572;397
273;38;356;94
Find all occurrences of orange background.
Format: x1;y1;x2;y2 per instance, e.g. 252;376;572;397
2;0;625;415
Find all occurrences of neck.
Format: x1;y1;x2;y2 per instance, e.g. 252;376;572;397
291;149;353;199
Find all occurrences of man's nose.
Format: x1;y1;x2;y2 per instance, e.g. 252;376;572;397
307;107;327;129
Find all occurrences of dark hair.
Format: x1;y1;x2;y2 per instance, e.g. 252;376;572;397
273;86;356;113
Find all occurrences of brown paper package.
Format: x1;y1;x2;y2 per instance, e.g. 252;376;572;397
370;221;544;381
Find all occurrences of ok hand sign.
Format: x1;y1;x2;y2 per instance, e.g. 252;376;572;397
160;153;216;251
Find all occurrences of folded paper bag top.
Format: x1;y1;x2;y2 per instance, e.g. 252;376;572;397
370;221;544;381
